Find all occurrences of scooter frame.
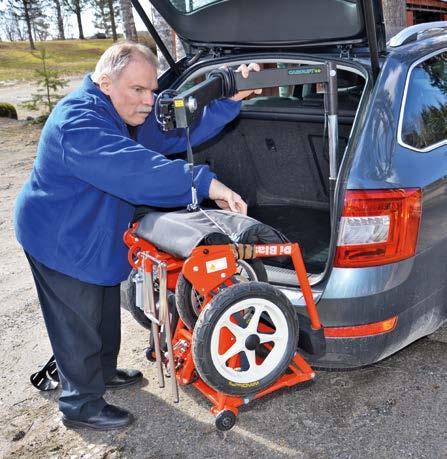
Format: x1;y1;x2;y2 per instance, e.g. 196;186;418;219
124;223;324;430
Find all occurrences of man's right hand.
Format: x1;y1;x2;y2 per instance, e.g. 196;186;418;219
208;178;247;215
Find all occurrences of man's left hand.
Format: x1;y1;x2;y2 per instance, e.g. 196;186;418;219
230;63;263;101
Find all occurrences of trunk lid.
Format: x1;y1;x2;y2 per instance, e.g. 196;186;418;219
139;0;385;54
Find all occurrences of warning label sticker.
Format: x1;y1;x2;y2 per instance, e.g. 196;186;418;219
205;257;228;274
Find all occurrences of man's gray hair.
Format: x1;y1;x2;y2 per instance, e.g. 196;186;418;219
91;42;158;82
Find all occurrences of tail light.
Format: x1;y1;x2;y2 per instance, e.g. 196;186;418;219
334;189;421;268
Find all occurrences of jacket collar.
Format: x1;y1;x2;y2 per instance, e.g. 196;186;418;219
82;73;113;105
81;73;126;128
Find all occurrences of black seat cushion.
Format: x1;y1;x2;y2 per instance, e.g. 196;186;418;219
134;208;288;259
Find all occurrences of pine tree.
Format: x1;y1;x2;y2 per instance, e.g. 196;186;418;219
52;0;65;40
119;0;137;42
63;0;88;39
107;0;118;41
90;0;119;40
382;0;406;39
150;5;184;72
6;0;45;49
21;48;68;119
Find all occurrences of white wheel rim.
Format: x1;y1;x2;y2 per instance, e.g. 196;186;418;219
210;297;289;384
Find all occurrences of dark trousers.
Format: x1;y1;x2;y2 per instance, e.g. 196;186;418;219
26;253;121;419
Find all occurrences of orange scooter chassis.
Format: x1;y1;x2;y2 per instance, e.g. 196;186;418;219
124;223;322;419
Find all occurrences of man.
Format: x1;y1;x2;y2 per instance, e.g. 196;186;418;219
14;42;260;430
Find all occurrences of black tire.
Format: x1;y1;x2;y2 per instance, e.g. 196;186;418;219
215;410;236;431
122;269;178;332
175;259;267;330
192;282;298;396
121;269;153;329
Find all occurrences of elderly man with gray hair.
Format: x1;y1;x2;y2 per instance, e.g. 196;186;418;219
14;42;260;430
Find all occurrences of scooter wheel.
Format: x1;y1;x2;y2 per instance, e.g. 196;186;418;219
122;269;152;330
192;282;298;396
176;259;267;330
123;269;179;334
215;410;236;431
145;346;156;362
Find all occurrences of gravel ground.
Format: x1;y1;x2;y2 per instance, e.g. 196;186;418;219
0;117;446;459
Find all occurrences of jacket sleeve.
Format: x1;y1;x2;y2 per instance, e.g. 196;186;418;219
138;98;241;155
60;109;215;207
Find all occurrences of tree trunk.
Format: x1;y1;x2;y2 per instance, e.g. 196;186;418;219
75;1;85;39
54;0;65;40
14;12;24;41
107;0;118;42
98;1;109;36
382;0;406;39
21;0;35;50
119;0;138;42
32;21;37;44
150;6;185;73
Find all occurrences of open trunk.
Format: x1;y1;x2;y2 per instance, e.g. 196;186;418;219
132;0;382;284
190;65;365;281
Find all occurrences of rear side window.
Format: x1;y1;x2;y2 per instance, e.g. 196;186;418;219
401;51;447;151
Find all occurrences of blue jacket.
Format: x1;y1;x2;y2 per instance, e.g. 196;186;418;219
14;74;241;285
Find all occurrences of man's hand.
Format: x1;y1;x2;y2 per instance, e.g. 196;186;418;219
208;178;247;215
230;63;263;101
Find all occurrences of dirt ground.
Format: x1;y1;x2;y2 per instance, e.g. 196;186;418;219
0;77;83;120
0;117;446;459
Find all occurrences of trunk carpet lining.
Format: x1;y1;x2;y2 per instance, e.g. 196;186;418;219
249;206;330;274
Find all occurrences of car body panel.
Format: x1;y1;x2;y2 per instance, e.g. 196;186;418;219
346;37;447;190
309;33;447;366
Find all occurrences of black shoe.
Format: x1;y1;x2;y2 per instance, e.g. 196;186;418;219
62;404;133;431
105;368;143;389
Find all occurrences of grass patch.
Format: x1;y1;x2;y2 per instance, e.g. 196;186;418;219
0;39;116;81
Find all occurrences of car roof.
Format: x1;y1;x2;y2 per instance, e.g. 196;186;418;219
387;33;447;65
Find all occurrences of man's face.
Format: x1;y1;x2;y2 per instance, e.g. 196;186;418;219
99;57;158;126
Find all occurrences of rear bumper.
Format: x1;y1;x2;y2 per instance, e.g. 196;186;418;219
300;285;446;369
285;257;447;368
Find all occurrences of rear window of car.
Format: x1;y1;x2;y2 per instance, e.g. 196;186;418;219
401;51;447;151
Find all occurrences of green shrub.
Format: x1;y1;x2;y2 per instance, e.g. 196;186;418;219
0;102;18;119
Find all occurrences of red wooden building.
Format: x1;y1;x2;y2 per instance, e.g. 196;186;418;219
406;0;447;24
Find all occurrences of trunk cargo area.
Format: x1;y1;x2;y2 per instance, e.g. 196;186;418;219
194;97;357;275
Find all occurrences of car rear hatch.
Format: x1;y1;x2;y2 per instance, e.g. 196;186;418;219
132;0;385;77
130;0;384;290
